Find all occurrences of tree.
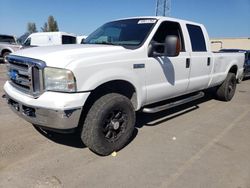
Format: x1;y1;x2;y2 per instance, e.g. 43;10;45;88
48;15;59;31
27;22;37;33
40;15;59;32
46;15;59;32
53;20;59;31
41;22;48;32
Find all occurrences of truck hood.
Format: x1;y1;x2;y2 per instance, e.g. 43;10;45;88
12;44;132;68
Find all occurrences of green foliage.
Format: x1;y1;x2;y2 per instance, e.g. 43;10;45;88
41;22;48;32
42;15;59;32
27;22;37;33
47;15;59;31
26;15;59;35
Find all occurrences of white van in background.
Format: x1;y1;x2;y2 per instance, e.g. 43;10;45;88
76;35;87;44
22;32;77;48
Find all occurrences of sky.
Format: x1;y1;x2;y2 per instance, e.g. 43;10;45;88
0;0;249;38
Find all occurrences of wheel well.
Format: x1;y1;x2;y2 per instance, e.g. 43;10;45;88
1;49;11;57
89;80;137;108
77;80;137;131
229;65;237;75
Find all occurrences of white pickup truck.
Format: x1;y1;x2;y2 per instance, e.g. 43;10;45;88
4;17;244;155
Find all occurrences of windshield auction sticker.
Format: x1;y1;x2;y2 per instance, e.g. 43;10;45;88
138;19;156;24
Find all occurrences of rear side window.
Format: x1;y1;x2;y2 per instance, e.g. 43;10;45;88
187;24;207;52
62;35;76;44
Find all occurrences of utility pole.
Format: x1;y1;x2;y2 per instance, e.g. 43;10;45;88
155;0;171;16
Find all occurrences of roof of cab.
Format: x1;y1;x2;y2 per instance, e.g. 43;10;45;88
112;16;204;28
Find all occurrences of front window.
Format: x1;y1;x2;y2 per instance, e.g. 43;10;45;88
152;21;185;53
0;35;16;44
84;18;157;47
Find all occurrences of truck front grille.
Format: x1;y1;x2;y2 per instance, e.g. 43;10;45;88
6;55;46;97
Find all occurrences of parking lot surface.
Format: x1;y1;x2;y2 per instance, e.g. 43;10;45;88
0;63;250;188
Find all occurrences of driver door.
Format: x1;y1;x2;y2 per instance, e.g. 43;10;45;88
145;21;191;105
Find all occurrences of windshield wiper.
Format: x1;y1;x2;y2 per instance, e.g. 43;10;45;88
84;41;125;46
94;41;117;45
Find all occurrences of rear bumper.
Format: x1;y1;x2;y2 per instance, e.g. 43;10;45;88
4;81;90;130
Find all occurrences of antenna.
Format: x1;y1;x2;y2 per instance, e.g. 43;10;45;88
155;0;171;16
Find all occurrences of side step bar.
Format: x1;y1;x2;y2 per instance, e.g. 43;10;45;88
142;92;204;113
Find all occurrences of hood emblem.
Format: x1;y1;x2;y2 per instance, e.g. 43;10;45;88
8;69;18;81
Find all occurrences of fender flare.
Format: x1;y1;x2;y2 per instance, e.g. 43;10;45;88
78;68;145;110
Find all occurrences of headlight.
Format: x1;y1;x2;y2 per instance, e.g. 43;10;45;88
44;67;76;92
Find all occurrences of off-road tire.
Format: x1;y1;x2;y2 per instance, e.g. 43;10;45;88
81;93;135;156
216;73;237;101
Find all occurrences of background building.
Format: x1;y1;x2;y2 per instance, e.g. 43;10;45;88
211;37;250;51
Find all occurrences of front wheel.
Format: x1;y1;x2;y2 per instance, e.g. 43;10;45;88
81;93;135;156
216;73;237;101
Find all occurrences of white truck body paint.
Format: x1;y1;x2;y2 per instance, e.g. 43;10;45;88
4;16;244;129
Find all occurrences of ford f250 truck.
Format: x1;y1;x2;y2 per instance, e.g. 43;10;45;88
4;17;244;155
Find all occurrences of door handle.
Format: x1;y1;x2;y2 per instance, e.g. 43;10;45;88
207;57;211;66
186;58;190;68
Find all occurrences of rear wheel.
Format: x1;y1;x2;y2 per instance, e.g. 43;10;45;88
81;93;135;156
216;73;237;101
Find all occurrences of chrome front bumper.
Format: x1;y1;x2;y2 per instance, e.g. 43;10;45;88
5;94;82;130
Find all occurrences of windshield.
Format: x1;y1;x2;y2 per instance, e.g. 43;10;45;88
84;18;157;46
0;35;16;44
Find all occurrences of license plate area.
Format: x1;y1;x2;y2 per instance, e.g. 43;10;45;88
8;98;20;111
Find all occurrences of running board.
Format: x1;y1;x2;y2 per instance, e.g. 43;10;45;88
142;92;204;113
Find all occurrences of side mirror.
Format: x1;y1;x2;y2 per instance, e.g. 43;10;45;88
165;35;180;57
148;35;180;57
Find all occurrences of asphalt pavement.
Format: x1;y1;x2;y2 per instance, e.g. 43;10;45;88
0;63;250;188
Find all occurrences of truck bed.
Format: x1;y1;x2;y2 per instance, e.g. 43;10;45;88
209;52;245;87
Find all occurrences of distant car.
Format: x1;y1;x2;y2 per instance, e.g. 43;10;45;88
0;34;21;63
220;49;250;82
22;32;77;48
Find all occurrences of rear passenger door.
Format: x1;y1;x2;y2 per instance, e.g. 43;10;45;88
186;24;212;92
